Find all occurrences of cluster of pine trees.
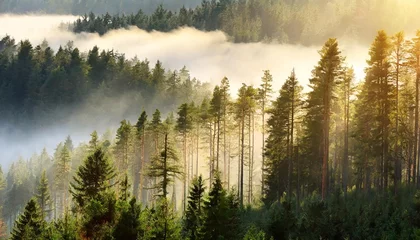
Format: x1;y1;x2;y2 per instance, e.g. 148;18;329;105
0;36;209;128
6;29;420;239
72;0;420;45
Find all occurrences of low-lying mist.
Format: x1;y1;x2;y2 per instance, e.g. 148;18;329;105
0;14;369;169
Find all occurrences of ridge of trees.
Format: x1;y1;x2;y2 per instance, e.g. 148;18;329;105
71;0;420;45
0;36;210;128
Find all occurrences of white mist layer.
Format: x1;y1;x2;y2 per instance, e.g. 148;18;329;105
0;14;369;180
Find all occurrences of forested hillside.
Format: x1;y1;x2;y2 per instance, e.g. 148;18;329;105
0;0;201;15
3;28;420;239
0;36;209;129
72;0;420;45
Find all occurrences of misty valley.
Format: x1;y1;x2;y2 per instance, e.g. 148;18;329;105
2;0;420;240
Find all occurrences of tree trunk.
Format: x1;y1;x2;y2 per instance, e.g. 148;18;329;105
240;113;245;207
343;75;350;198
183;132;187;212
322;76;331;200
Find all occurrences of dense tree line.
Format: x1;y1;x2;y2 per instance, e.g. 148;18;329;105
0;36;209;128
72;0;420;45
6;29;420;239
0;0;201;15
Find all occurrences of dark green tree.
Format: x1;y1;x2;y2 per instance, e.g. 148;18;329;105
10;198;45;240
36;170;51;219
70;148;117;208
183;175;205;240
113;198;144;240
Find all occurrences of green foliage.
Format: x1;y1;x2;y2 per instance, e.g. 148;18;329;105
67;1;420;46
148;131;183;197
145;198;182;240
36;170;51;219
183;175;205;240
243;225;267;240
10;198;45;240
71;148;116;208
52;213;78;240
81;191;117;239
113;198;143;240
200;174;239;240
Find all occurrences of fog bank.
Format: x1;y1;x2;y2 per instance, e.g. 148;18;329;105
0;14;369;168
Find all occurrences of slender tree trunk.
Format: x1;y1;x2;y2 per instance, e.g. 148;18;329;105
223;107;227;184
286;111;291;200
163;133;168;197
322;76;331;200
416;62;420;187
395;52;400;194
209;123;213;186
216;115;220;172
248;113;252;205
289;82;295;201
183;132;187;212
240;113;245;207
343;78;350;198
196;126;199;177
139;128;145;203
261;98;265;195
228;136;231;189
295;145;300;214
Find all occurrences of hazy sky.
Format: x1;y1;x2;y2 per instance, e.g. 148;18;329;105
0;14;370;169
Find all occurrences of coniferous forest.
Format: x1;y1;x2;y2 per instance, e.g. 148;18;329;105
3;1;420;240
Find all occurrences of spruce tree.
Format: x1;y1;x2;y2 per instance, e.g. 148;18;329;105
70;148;117;208
55;146;71;216
88;130;100;152
183;175;205;240
147;198;181;240
36;170;51;219
10;198;45;240
113;198;143;240
148;124;183;197
200;174;238;240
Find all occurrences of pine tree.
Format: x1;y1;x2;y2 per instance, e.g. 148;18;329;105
55;146;71;216
36;170;51;220
119;174;131;201
183;175;205;240
64;135;74;152
264;70;302;204
220;77;231;185
234;84;257;206
115;119;133;174
391;32;406;192
259;70;273;196
10;198;45;240
176;103;194;212
148;118;183;197
70;148;117;208
88;130;100;152
135;110;148;202
367;31;392;191
409;30;420;185
342;68;354;197
303;38;344;199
